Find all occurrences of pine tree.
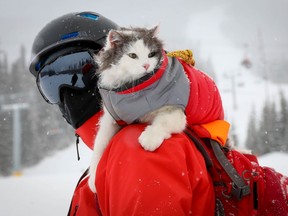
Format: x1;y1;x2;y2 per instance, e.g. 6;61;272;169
257;100;279;155
279;91;288;152
245;107;261;154
269;102;281;152
0;111;13;175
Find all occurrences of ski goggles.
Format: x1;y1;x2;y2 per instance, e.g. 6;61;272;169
36;49;97;104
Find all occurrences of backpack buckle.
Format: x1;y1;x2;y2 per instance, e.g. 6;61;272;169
231;183;250;200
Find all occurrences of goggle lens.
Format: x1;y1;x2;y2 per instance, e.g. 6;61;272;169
36;51;96;104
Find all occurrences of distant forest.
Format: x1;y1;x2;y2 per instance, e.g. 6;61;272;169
245;91;288;155
0;46;74;176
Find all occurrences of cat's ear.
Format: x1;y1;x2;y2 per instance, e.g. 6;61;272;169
150;24;160;38
107;30;124;48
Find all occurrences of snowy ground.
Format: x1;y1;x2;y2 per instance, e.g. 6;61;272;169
0;143;92;216
0;140;287;216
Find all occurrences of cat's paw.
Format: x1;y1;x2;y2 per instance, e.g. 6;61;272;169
138;126;171;151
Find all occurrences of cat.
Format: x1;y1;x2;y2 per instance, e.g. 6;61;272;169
88;26;187;193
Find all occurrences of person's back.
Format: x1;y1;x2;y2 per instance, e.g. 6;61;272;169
70;124;216;215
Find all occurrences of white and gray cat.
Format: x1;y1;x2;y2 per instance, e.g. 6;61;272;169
88;26;186;192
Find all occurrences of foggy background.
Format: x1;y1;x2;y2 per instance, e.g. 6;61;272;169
1;0;287;66
0;0;288;175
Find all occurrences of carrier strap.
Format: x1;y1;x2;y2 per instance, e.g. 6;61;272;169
210;140;250;200
184;129;213;169
185;129;250;200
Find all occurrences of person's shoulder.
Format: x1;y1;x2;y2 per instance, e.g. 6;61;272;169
115;124;146;139
114;124;190;145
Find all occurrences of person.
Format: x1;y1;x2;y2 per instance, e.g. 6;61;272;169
29;11;228;215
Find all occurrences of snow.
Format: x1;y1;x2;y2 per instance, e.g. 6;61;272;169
258;152;288;176
0;143;92;216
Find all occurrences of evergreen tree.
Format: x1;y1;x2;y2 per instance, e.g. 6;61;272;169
269;102;281;152
279;91;288;152
0;111;13;175
257;100;279;155
245;107;261;154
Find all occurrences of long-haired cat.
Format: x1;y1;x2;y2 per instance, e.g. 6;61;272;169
88;26;187;192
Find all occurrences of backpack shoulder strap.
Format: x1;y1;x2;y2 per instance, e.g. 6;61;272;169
209;139;250;200
185;129;250;200
184;129;213;168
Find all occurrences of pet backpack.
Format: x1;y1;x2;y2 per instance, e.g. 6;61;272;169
185;128;288;216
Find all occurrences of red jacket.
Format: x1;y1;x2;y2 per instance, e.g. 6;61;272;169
70;117;230;216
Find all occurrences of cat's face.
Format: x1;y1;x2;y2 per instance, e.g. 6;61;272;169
117;38;160;76
96;26;163;89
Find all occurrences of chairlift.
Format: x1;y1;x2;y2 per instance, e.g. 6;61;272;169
241;58;252;69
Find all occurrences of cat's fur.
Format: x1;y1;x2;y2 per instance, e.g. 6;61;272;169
88;26;186;193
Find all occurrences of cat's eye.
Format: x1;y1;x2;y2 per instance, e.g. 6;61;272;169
128;53;138;59
148;51;156;58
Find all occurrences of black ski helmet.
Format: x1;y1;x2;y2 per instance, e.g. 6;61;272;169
29;12;118;128
29;11;119;77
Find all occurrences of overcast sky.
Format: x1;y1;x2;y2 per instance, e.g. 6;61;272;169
0;0;287;71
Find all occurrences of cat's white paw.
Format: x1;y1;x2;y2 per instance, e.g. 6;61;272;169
138;126;171;151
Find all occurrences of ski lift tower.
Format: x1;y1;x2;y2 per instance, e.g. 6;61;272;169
1;103;29;176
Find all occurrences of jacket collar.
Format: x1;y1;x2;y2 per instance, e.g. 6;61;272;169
75;111;103;150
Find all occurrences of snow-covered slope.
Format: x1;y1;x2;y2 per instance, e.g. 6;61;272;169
0;143;92;216
258;152;288;175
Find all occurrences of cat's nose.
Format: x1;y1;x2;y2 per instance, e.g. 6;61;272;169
143;64;150;71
